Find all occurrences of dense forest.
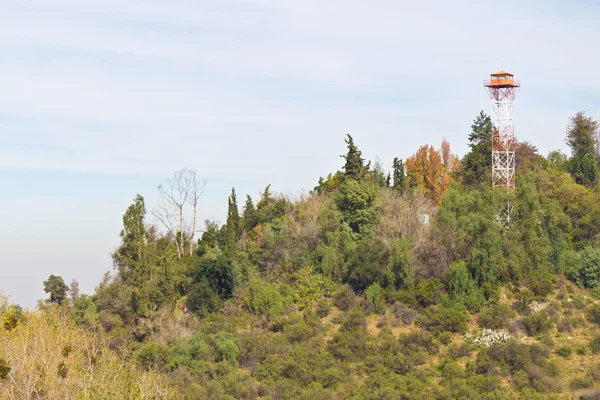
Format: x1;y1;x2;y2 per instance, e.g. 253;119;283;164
2;111;600;399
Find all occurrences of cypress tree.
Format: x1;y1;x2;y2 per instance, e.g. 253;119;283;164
225;188;240;251
392;158;406;195
243;195;258;232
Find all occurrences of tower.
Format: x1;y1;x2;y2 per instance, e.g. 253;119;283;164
484;71;520;190
484;71;519;227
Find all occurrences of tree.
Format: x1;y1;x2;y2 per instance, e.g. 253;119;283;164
43;275;68;305
461;112;493;187
392;158;406;195
243;195;258;232
113;194;146;281
335;179;379;233
153;169;206;258
225;188;241;251
341;134;369;181
566;112;600;186
405;140;458;204
370;158;388;188
69;279;80;301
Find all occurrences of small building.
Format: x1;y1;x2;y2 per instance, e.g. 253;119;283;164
484;71;520;88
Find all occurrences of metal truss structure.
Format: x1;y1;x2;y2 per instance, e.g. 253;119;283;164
484;71;520;228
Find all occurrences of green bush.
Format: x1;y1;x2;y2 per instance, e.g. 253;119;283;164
478;303;515;329
136;341;170;370
415;279;444;308
417;305;469;335
522;311;553;336
365;283;385;314
333;285;355;311
212;331;239;367
446;261;485;312
569;247;600;289
571;375;594;390
528;273;556;298
555;345;573;359
589;334;600;354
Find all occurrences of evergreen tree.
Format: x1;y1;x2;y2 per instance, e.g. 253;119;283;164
370;158;388;187
461;112;493;187
392;158;406;195
341;134;369;181
113;194;147;282
566;111;600;186
43;275;69;305
225;188;241;251
243;195;258;232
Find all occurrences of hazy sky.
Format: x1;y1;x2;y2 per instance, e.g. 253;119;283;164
1;0;599;307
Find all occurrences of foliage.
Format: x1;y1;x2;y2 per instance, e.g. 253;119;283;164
392;157;406;195
418;305;469;334
335;179;379;233
341;134;369;181
522;311;554;336
0;305;176;398
43;275;69;305
565;111;600;186
569;247;600;289
461;111;493;187
478;303;515;330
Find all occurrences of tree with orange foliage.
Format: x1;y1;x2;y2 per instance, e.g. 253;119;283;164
405;139;460;204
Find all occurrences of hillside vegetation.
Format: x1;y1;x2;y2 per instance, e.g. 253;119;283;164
2;111;600;399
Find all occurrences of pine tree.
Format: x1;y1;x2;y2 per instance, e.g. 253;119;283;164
341;134;369;181
243;195;258;232
392;158;406;195
461;111;493;187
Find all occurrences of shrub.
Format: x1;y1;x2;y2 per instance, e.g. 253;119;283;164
316;301;331;318
590;334;600;354
417;305;469;335
333;285;355;311
0;358;10;380
327;308;371;362
571;375;594;390
244;278;283;319
522;311;553;336
588;304;600;325
213;331;239;367
569;247;600;289
365;283;385;314
513;290;534;314
528;273;555;298
136;341;170;370
390;303;417;326
415;279;444;308
445;261;485;312
478;303;515;329
555;345;572;359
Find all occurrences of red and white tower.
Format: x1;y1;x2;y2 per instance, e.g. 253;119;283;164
484;71;520;227
484;71;520;191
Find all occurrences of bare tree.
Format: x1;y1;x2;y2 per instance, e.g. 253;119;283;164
69;279;80;301
152;169;206;258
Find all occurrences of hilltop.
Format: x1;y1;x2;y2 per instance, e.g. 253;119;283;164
1;111;600;399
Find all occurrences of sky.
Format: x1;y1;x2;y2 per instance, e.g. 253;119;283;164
1;0;599;308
